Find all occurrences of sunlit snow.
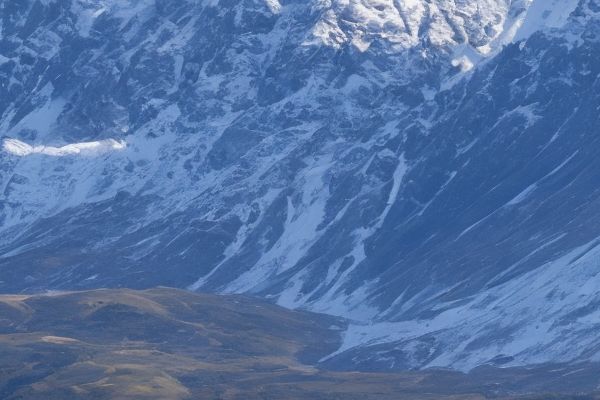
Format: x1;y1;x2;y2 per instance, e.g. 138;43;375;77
2;138;127;157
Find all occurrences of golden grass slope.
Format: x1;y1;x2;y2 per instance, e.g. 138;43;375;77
0;287;599;399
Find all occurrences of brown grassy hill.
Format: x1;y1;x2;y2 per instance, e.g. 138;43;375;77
0;287;599;400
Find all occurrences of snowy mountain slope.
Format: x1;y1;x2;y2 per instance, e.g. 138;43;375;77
329;238;600;370
1;0;599;370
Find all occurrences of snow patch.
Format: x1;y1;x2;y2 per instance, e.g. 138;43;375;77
2;138;127;157
265;0;282;14
506;183;537;206
513;0;580;42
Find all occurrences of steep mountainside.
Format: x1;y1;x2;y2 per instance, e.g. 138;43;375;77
1;0;600;370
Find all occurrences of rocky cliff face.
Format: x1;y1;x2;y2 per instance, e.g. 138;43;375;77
1;0;599;370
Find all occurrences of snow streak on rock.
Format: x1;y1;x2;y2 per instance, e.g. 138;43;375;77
3;138;126;157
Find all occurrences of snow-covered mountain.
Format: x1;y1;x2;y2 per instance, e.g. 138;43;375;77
1;0;600;370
